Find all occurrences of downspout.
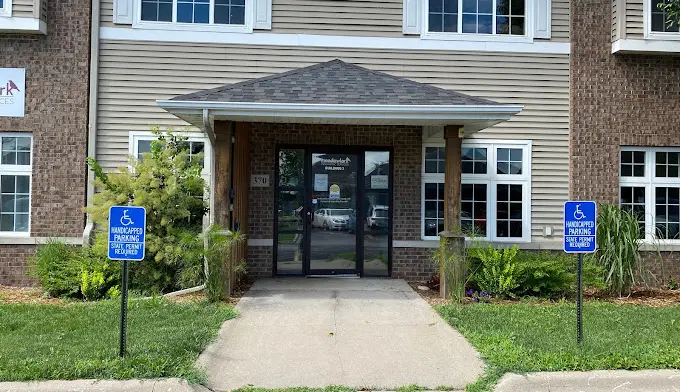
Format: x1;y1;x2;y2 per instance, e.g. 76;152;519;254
82;0;100;245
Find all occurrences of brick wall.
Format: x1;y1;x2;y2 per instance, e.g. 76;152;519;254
571;0;680;284
0;0;91;285
246;123;435;279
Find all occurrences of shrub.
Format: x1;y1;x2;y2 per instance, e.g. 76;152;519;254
591;204;643;297
432;236;469;302
468;245;520;298
512;251;605;299
29;240;81;297
202;225;246;302
86;129;207;294
29;236;121;300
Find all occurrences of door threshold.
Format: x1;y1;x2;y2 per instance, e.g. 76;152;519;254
305;274;360;278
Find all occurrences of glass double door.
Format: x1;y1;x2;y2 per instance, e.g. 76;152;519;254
275;147;391;276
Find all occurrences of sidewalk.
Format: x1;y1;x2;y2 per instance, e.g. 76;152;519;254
495;370;680;392
0;378;210;392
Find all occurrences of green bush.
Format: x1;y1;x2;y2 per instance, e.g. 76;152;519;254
468;245;520;298
29;237;121;300
467;249;606;299
28;240;81;297
86;129;207;294
591;204;643;296
512;251;605;299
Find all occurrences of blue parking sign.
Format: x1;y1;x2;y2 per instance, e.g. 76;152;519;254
108;206;146;261
564;201;597;253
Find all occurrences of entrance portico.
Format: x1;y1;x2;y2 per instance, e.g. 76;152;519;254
158;59;522;281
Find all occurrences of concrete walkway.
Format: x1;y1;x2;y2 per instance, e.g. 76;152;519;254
495;370;680;392
0;378;209;392
197;278;484;391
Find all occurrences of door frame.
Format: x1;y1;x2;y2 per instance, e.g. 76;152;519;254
273;144;394;277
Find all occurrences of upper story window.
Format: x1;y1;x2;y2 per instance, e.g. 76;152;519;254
0;134;32;234
427;0;525;35
651;0;679;32
130;131;211;178
0;0;11;17
140;0;246;26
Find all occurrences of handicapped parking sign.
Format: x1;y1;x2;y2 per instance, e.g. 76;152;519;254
563;201;597;253
108;206;146;261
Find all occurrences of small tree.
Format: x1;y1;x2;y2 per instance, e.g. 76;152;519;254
86;128;208;293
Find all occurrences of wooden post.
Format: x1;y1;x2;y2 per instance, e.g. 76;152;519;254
231;122;250;291
213;121;233;296
440;125;465;299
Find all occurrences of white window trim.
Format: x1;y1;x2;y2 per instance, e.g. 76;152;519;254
132;0;253;33
644;0;680;40
0;0;12;17
128;131;212;179
420;0;535;42
421;138;532;243
620;146;680;244
0;132;32;237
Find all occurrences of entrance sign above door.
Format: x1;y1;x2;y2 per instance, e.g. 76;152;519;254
108;206;147;261
563;201;597;253
0;68;25;117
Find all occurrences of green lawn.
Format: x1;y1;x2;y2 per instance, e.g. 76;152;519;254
437;302;680;391
0;298;236;382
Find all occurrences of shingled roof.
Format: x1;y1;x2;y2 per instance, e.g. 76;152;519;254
170;59;498;106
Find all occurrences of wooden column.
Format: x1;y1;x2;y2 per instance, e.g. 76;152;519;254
231;122;250;290
213;121;233;296
213;121;233;228
444;125;463;232
440;125;465;299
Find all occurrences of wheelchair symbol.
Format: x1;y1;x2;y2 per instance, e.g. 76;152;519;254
120;210;134;226
573;204;586;220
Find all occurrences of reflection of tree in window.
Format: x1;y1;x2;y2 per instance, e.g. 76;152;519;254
278;150;304;187
620;186;646;238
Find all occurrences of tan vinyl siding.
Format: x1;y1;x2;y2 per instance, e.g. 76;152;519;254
549;0;570;42
612;0;618;41
12;0;36;18
626;0;644;38
268;0;403;37
96;40;569;242
101;0;569;42
101;0;115;25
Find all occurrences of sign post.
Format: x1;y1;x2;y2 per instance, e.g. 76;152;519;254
563;201;597;344
108;206;146;358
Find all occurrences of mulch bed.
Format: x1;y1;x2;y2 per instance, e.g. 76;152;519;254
408;280;680;307
0;285;65;305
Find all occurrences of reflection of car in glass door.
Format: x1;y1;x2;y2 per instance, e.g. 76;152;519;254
314;208;353;230
366;205;389;230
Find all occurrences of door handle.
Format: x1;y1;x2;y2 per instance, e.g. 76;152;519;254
307;211;313;224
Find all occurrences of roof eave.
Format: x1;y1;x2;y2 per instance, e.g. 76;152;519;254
156;100;524;132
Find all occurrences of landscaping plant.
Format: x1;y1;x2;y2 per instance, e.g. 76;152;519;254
591;204;644;297
200;225;245;302
86;129;208;294
468;245;520;299
432;237;469;302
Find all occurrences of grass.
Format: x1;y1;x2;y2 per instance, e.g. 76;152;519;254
0;297;237;382
437;301;680;392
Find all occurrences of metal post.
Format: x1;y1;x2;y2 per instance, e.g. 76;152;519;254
577;253;583;344
119;259;129;358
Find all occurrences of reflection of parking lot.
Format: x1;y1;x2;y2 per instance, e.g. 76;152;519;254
277;228;389;275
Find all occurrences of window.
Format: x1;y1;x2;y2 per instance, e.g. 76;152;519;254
140;0;246;26
422;140;531;241
651;0;679;33
427;0;525;35
129;132;211;179
0;134;31;234
619;147;680;241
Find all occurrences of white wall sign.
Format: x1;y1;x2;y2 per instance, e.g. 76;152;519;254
371;175;389;189
0;68;25;117
251;174;270;187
